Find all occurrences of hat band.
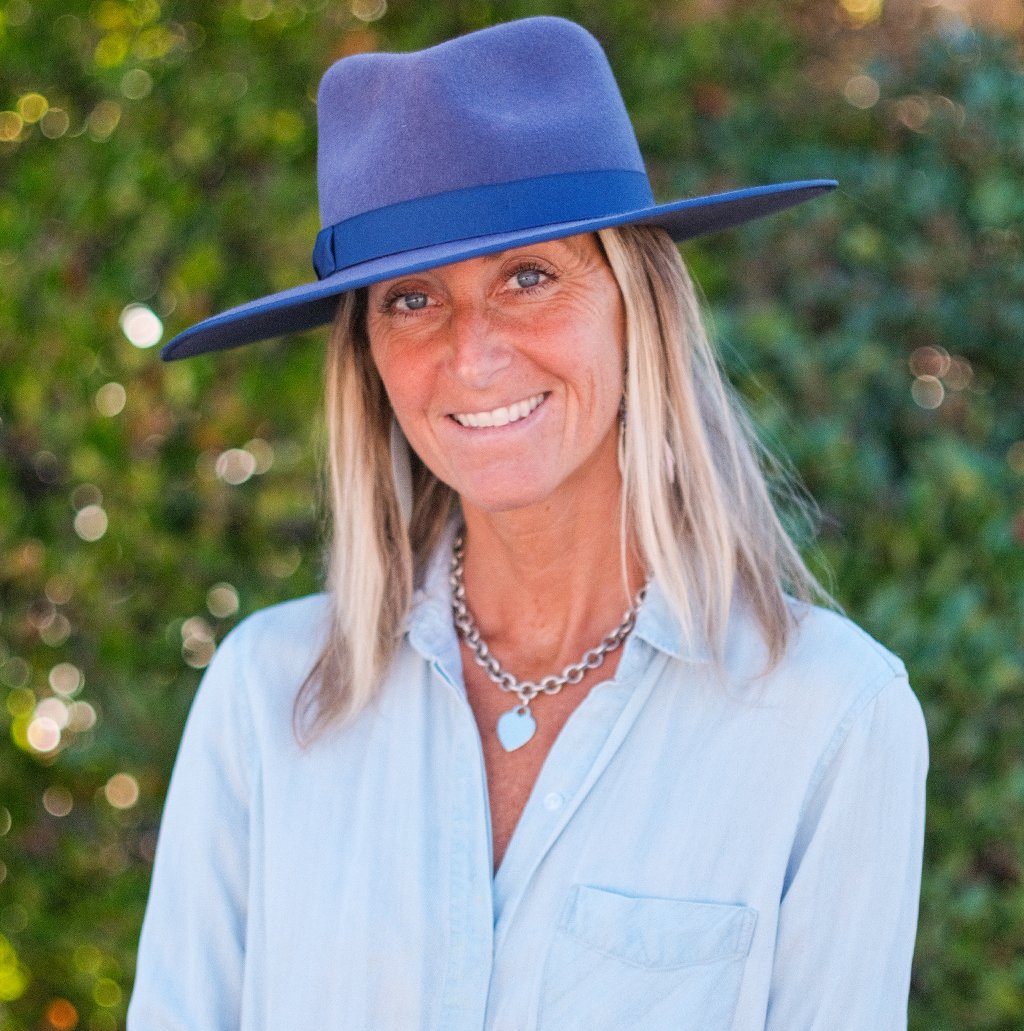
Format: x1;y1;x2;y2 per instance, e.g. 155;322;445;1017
312;169;655;280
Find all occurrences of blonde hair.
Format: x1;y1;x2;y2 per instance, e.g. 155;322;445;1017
294;224;829;742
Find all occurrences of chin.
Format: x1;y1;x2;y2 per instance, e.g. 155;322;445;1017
456;481;557;516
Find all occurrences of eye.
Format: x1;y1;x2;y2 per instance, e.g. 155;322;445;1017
514;268;543;289
395;291;429;311
378;288;432;315
506;263;553;292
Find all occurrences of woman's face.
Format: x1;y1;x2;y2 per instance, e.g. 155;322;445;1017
366;233;626;516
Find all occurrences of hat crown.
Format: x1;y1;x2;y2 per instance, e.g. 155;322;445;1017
315;17;646;228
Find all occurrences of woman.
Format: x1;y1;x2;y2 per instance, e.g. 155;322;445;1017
128;16;928;1031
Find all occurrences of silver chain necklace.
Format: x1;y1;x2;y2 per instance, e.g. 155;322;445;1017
450;535;646;752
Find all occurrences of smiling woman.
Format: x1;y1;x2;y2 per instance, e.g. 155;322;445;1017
129;16;927;1031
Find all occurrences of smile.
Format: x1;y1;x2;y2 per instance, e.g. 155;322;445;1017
450;393;546;429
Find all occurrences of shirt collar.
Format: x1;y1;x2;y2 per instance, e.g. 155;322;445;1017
630;576;711;665
405;520;464;684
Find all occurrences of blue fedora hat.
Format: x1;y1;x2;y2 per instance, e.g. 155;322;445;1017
161;16;835;361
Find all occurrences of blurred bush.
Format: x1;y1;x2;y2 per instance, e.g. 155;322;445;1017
0;1;1021;1028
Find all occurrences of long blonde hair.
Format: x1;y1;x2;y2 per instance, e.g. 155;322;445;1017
294;224;828;742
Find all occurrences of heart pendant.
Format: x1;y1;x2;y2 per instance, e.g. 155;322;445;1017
496;706;536;752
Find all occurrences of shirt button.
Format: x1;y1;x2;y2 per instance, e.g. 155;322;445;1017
543;792;564;812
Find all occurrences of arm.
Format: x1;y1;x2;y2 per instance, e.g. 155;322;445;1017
765;674;929;1031
127;629;253;1030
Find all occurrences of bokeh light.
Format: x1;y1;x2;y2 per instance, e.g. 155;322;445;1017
240;0;273;21
16;92;48;123
40;613;72;647
944;357;973;391
207;583;240;618
120;68;154;100
216;448;257;485
27;716;61;753
911;375;945;409
87;100;122;141
844;74;880;108
67;701;98;732
42;786;74;818
0;111;24;142
91;978;122;1008
2;658;31;690
910;345;951;378
263;546;302;579
95;382;127;416
40;108;70;140
119;304;163;348
74;505;108;542
35;697;70;729
181;617;216;668
49;663;83;697
840;0;882;25
0;933;29;1001
895;95;930;131
246;437;275;473
72;945;102;975
352;0;387;22
104;774;140;810
43;998;78;1031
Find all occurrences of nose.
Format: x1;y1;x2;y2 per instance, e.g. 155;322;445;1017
448;304;513;389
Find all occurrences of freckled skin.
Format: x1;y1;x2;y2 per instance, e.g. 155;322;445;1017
368;234;640;871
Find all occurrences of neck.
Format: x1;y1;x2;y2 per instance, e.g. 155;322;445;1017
457;475;645;683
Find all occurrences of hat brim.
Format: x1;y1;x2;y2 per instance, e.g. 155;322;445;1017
160;179;836;360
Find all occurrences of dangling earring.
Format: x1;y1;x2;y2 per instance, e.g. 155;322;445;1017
617;397;627;477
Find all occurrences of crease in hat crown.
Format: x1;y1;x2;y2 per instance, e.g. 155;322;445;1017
161;16;836;360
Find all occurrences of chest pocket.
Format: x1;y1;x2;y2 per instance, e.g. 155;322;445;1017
537;885;756;1031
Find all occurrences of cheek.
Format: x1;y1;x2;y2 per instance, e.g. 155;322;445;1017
369;341;447;470
370;338;423;417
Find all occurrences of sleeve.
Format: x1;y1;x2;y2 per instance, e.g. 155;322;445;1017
764;673;929;1031
127;628;254;1031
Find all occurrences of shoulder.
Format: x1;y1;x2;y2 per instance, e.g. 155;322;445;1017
725;597;905;692
723;598;924;755
224;592;331;660
785;600;906;687
204;593;331;707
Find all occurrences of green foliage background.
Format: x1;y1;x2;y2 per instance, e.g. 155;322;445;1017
1;0;1022;1028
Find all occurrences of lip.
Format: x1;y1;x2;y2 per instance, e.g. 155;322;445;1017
447;391;549;430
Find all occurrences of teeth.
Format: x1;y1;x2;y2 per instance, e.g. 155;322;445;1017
453;393;544;429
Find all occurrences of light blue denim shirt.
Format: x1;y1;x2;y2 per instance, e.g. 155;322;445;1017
128;529;928;1030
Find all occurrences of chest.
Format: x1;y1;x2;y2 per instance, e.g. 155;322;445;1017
460;640;621;871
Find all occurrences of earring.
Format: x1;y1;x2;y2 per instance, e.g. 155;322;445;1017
389;418;413;526
617;397;627;477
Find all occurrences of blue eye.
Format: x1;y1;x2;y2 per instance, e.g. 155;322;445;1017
399;292;428;311
514;268;545;289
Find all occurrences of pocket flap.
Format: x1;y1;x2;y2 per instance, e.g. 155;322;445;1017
559;885;756;970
